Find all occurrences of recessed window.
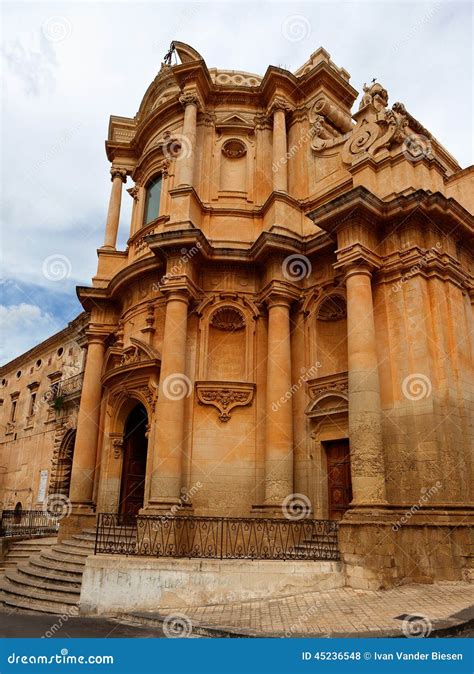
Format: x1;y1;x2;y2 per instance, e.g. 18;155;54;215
57;347;64;357
16;370;21;379
10;399;17;422
143;175;162;226
28;392;37;417
1;378;7;386
36;359;42;367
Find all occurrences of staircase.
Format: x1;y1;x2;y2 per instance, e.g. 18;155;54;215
0;530;97;614
0;537;57;574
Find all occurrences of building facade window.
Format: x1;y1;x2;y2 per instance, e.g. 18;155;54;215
28;392;37;416
143;175;162;225
10;399;17;422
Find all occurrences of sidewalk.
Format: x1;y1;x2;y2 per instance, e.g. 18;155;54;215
120;582;474;638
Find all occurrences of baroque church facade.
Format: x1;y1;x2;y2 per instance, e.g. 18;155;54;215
1;42;473;592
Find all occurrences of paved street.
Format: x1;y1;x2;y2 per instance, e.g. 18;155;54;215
136;582;474;638
0;611;164;638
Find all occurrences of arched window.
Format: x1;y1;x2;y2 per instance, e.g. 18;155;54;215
143;175;162;225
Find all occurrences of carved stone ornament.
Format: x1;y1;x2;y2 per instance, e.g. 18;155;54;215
221;138;247;159
120;346;142;366
316;295;347;321
195;382;255;422
210;306;246;331
310;82;412;163
179;91;200;108
112;437;124;459
127;186;139;201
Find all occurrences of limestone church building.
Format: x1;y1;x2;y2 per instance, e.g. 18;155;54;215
0;43;472;612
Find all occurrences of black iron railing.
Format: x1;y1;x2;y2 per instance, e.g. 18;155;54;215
95;513;340;561
0;509;60;537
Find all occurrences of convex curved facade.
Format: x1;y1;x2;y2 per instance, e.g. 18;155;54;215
66;42;473;588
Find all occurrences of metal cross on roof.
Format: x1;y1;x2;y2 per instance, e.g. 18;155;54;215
163;42;176;66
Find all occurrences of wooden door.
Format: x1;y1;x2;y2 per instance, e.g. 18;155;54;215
119;405;148;518
325;440;352;520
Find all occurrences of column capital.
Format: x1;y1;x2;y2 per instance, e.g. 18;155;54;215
260;281;300;309
267;96;294;116
85;330;109;346
110;167;127;183
159;274;201;303
179;91;202;110
334;243;382;277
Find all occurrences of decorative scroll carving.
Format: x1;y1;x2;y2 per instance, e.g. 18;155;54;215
127;186;139;201
305;372;349;419
209;306;246;331
196;381;255;422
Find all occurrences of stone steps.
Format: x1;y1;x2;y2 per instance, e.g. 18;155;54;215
0;537;57;570
0;525;138;615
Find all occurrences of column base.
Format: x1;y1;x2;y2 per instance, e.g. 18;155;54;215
140;500;194;517
251;504;287;519
58;507;97;542
339;505;474;589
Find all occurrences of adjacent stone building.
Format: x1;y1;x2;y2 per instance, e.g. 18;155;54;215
0;314;87;511
1;42;473;595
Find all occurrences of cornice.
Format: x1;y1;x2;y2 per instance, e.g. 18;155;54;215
307;186;474;245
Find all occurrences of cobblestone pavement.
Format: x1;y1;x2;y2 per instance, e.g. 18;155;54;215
151;582;474;637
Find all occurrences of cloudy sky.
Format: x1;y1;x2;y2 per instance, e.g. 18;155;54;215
1;0;472;364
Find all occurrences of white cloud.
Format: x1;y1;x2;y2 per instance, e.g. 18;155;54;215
0;303;60;364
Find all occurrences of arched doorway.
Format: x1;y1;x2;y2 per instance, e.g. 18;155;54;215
119;403;148;517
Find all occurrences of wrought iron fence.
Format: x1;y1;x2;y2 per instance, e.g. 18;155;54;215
0;509;60;537
56;373;84;399
95;513;340;561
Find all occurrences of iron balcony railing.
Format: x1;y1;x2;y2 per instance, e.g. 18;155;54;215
55;373;84;399
95;513;340;561
0;509;60;537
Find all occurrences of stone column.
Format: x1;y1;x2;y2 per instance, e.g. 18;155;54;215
271;100;289;192
147;288;191;509
176;93;199;187
69;334;106;508
345;264;387;505
264;293;294;504
103;168;127;249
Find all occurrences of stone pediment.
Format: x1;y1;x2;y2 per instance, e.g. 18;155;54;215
215;113;254;132
103;337;161;379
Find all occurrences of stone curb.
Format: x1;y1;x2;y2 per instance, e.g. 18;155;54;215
117;605;474;639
